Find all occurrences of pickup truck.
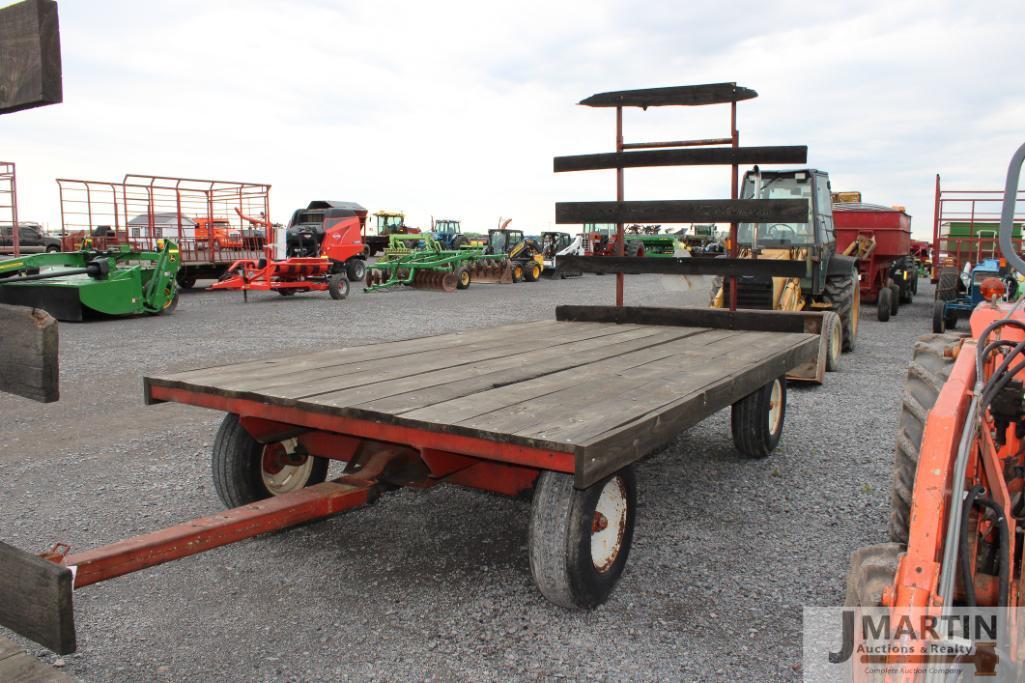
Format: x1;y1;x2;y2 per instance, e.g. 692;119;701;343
0;223;61;254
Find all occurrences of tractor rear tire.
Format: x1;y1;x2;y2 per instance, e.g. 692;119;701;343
932;300;946;333
889;334;956;544
528;466;637;609
845;542;902;607
945;310;958;331
889;284;900;316
731;376;786;458
877;287;891;322
345;259;366;282
212;413;329;508
824;268;859;352
824;311;842;372
452;235;468;250
936;267;961;301
328;274;349;300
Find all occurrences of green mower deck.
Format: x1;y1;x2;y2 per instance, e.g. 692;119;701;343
0;242;181;321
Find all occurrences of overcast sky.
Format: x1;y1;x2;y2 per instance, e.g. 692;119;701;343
3;0;1023;238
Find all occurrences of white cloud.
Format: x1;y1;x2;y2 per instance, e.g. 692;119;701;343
1;0;1022;239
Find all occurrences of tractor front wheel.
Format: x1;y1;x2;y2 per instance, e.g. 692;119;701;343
328;274;349;300
824;311;842;372
731;376;786;457
528;466;637;609
877;287;892;322
932;300;946;333
211;413;329;508
824;268;859;352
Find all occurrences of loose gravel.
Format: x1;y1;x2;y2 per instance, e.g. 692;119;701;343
0;272;936;681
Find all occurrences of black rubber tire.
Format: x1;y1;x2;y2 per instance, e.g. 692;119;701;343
45;245;59;253
161;290;180;315
877;287;891;322
845;542;902;607
328;274;349;300
730;376;786;458
936;267;961;301
176;271;197;289
512;264;524;283
277;288;296;296
824;268;859;352
451;235;468;250
211;413;328;508
889;283;900;316
911;274;919;296
455;266;471;290
345;259;366;282
528;467;637;609
824;311;842;372
945;310;958;331
524;261;541;282
932;300;946;333
889;334;956;544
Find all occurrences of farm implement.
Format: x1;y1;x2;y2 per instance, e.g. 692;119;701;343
0;241;180;321
209;256;349;300
842;143;1025;682
365;234;512;292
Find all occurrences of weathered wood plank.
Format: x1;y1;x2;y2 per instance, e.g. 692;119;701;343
454;331;775;436
145;320;571;402
0;303;58;402
579;83;756;108
556;255;807;277
404;328;741;426
553;146;807;172
556;305;827;333
574;335;819;486
319;325;687;412
0;0;62;115
154;323;640;404
555;199;808;225
0;540;75;655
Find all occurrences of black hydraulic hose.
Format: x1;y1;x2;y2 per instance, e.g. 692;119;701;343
975;493;1011;607
959;485;985;606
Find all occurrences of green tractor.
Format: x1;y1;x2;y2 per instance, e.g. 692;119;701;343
0;241;181;321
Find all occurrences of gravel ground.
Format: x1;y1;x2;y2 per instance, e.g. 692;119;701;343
0;271;935;682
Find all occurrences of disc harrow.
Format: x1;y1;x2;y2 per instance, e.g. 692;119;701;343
365;235;512;293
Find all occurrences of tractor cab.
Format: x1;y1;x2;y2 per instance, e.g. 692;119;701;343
433;219;460;235
373;211;419;236
736;168;837;296
431;219;469;249
487;229;524;255
540;231;572;257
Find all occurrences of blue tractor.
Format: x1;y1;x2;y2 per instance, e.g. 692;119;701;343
933;258;1019;332
431;218;470;250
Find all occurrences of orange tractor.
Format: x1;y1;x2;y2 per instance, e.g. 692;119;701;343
844;143;1025;681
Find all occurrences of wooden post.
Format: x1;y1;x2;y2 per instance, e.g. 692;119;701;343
0;303;58;402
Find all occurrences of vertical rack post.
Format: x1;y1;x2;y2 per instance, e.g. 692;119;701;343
615;105;625;307
728;99;738;311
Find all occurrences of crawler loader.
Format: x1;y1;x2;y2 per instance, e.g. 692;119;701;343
843;143;1025;682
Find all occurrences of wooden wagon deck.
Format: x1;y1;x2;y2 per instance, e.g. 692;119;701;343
145;306;820;486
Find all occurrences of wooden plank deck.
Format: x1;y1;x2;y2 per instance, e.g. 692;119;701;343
0;635;70;683
146;316;819;487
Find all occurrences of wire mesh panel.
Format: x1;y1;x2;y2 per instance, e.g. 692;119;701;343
57;174;272;269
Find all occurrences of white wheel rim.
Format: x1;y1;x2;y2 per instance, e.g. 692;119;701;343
261;438;314;496
591;476;629;572
829;320;841;361
768;379;783;435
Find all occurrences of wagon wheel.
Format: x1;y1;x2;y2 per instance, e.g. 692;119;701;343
328;274;349;300
211;413;328;508
730;376;786;457
278;288;296;296
528;466;637;609
455;266;471;290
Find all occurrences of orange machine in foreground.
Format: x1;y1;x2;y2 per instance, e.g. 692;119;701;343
846;142;1025;681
